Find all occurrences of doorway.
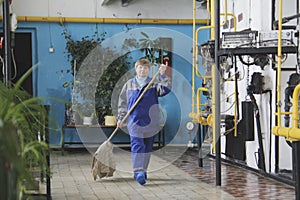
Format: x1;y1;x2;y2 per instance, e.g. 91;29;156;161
0;32;33;95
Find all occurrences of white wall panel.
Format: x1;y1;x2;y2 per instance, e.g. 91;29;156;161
8;0;209;19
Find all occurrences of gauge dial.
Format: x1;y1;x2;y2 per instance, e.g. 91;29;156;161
186;121;195;131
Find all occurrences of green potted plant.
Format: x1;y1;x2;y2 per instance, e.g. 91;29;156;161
62;30;107;124
94;32;171;125
0;67;50;199
62;29;132;125
95;54;131;125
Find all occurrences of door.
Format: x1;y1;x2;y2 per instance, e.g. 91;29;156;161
0;32;33;95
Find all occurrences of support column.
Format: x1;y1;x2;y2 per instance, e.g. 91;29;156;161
292;142;300;200
214;0;221;186
2;0;12;87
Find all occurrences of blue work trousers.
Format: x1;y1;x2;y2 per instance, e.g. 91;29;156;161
130;134;155;172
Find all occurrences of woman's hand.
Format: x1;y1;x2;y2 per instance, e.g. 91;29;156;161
159;64;167;75
117;120;124;128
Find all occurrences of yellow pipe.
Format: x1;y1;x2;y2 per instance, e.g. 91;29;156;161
206;0;236;29
272;126;300;141
275;111;292;115
197;87;209;125
191;0;197;121
272;84;300;141
15;16;208;25
194;13;236;81
193;2;238;140
222;13;237;32
221;0;228;27
195;25;214;82
197;87;209;115
207;0;210;14
194;0;235;83
210;0;216;153
291;84;300;128
192;0;236;117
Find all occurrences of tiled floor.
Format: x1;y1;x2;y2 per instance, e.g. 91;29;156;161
172;148;296;200
47;145;296;200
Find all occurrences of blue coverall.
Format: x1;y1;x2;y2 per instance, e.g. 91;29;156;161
117;74;171;174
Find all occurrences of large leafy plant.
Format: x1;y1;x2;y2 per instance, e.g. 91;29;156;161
62;30;106;118
0;67;49;199
62;30;131;123
63;30;106;78
95;54;131;124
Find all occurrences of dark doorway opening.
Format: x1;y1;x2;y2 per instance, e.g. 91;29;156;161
0;32;33;95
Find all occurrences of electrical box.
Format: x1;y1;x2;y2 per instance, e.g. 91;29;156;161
258;30;295;47
221;30;258;49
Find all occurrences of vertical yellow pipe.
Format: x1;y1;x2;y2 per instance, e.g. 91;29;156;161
195;25;213;80
192;0;196;116
292;84;300;128
210;0;216;152
194;13;236;80
197;87;209;115
276;0;283;127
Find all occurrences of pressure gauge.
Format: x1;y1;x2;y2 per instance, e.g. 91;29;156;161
186;121;195;131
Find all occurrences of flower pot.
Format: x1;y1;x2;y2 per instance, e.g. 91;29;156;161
104;116;116;126
83;116;93;125
65;105;76;125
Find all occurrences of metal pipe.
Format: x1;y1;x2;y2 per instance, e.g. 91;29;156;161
276;0;283;127
191;0;197;122
14;16;208;25
191;0;217;121
193;0;237;137
196;87;209;125
272;126;300;140
2;0;11;87
234;57;238;137
213;0;221;186
271;0;279;174
195;25;213;82
195;14;236;80
293;142;300;200
291;85;300;129
272;84;300;140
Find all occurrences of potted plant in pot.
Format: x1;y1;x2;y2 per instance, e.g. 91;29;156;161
73;102;96;125
76;45;131;125
95;54;131;125
94;32;171;125
0;67;50;199
62;30;106;125
62;29;132;125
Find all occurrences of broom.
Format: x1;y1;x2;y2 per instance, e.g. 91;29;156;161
92;69;161;180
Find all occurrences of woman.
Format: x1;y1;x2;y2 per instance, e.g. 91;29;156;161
117;58;171;185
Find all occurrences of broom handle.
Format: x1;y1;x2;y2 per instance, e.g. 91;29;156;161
107;70;161;142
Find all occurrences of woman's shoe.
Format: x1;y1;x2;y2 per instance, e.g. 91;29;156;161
136;172;146;185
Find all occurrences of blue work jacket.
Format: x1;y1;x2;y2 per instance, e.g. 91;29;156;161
118;74;171;137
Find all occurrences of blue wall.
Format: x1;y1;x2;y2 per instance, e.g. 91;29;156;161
16;21;210;147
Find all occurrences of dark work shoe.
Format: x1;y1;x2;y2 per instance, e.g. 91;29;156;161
136;172;146;185
121;0;129;7
134;171;147;179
